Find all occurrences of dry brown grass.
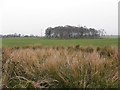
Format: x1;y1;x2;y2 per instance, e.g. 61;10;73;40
2;46;119;88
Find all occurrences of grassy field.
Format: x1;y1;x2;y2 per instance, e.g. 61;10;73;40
1;37;119;88
2;37;118;48
0;38;1;53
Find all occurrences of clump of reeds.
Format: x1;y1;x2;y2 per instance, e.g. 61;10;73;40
2;46;118;88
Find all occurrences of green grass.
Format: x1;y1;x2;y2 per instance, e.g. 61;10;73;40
2;38;119;88
0;38;2;48
2;37;118;48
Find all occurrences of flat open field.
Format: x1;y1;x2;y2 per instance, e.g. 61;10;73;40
2;38;119;88
2;37;118;48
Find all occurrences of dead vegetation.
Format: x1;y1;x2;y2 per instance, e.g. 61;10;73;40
2;46;119;88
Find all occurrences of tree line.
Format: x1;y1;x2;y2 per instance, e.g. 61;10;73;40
45;25;105;39
1;33;39;38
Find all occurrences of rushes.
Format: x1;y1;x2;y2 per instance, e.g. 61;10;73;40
2;46;119;88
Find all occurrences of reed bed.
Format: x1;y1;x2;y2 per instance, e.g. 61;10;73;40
2;46;119;88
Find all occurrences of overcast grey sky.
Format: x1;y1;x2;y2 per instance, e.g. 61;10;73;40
0;0;119;36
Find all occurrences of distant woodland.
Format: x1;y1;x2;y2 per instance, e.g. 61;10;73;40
1;25;106;38
45;25;105;39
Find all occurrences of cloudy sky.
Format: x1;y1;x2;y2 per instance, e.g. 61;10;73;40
0;0;119;36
